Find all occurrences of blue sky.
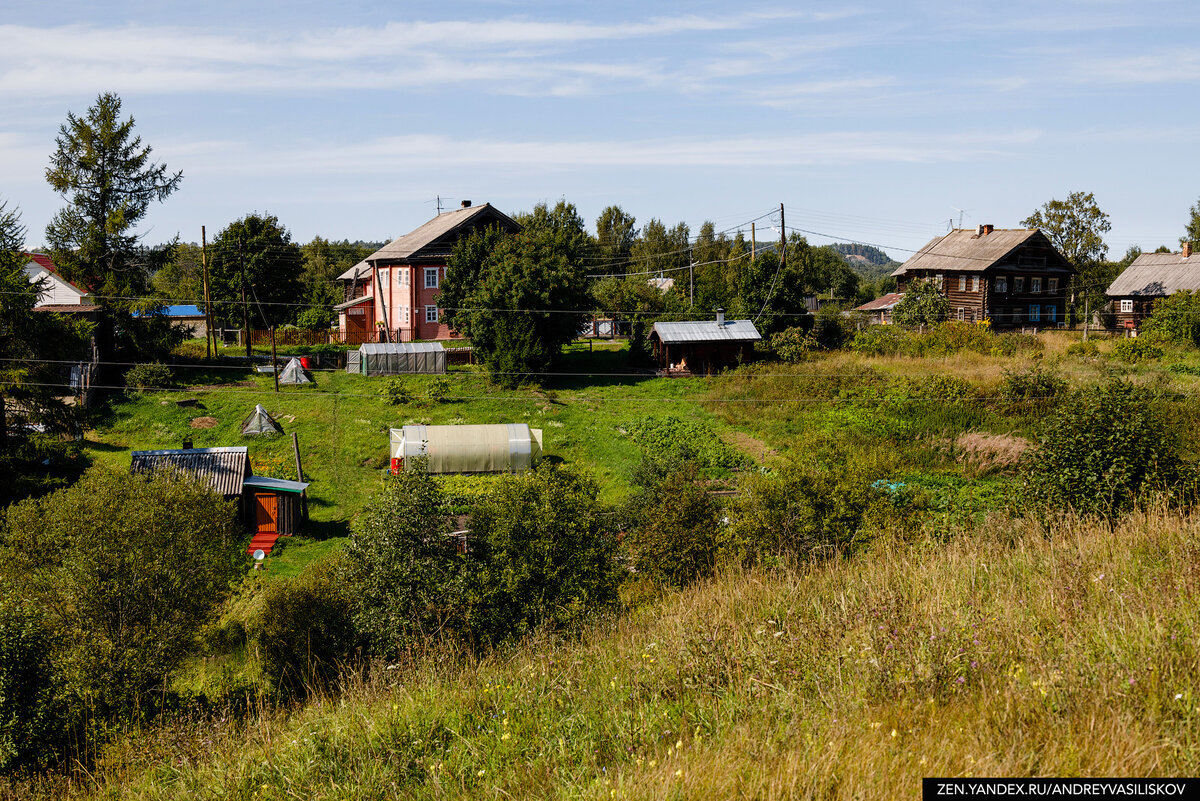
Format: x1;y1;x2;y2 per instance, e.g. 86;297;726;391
2;0;1198;260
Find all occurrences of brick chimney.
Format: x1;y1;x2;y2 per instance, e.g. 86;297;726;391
1184;242;1193;259
983;224;994;236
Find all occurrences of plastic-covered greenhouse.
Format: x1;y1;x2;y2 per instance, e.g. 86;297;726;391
388;424;543;474
357;342;446;375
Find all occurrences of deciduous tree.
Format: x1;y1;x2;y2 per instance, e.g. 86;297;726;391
207;213;303;328
891;277;949;326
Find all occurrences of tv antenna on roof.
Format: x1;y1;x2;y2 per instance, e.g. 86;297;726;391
951;207;971;230
426;195;451;215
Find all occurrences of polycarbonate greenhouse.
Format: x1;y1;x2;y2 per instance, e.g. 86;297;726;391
356;342;446;375
388;424;543;474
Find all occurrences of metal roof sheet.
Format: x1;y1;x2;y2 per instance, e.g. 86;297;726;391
130;446;249;498
855;292;904;312
243;475;309;493
351;203;521;269
1106;253;1200;296
651;319;761;344
359;342;446;354
333;295;372;310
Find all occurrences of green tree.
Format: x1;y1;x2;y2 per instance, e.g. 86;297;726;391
1182;198;1200;249
298;237;373;328
0;470;245;715
150;242;205;305
1022;191;1112;325
630;218;690;286
207;213;303;329
466;467;622;645
0;202;92;504
338;468;464;657
442;201;592;387
892;277;949;326
1024;381;1192;518
594;206;636;275
44;92;183;360
0;594;64;771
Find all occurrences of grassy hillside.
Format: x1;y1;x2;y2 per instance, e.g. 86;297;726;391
28;504;1200;799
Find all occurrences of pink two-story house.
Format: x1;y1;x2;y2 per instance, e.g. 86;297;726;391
335;201;520;343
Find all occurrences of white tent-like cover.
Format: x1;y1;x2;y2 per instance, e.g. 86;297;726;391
278;357;312;385
241;404;283;436
389;424;543;474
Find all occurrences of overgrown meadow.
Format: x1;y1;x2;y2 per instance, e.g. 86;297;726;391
6;327;1200;799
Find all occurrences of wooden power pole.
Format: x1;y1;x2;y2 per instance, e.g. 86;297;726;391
751;222;756;261
270;326;280;393
201;226;214;360
779;203;786;273
239;236;251;358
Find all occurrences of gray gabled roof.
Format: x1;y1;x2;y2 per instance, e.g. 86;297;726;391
337;204;521;278
243;475;309;494
892;228;1072;276
1106;252;1200;297
130;446;250;498
651;319;761;344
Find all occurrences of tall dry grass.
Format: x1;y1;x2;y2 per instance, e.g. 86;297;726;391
24;505;1200;800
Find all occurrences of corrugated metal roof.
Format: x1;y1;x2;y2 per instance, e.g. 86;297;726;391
130;446;249;498
855;292;904;311
651;319;761;344
335;260;372;281
1106;252;1200;296
333;294;372;310
891;228;1071;276
359;342;446;354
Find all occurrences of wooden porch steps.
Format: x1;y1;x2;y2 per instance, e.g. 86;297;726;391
247;532;282;556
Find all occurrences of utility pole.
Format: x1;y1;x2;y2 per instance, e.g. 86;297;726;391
201;226;214;360
689;262;694;308
751;223;756;261
779;203;786;273
1083;295;1090;341
239;235;251;358
270;326;280;392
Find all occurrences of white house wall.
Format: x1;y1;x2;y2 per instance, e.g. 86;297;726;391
24;264;88;307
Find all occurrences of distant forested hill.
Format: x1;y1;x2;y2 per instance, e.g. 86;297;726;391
830;243;901;285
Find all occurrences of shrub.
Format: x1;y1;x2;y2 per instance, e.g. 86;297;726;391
466;467;622;645
810;305;855;350
1066;340;1100;358
1111;336;1164;363
1000;365;1067;411
0;470;244;716
768;326;815;362
247;556;354;697
621;462;720;588
850;325;910;356
338;468;465;657
381;377;412;405
295;307;334;331
426;377;451;403
624;415;747;471
724;457;891;566
123;362;172;393
1141;290;1200;346
891;278;948;326
0;595;65;771
906;373;974;403
1024;380;1193;518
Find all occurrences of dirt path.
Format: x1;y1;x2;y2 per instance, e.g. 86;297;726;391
720;429;775;462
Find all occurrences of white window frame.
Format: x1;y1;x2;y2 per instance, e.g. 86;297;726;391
1029;304;1041;322
1120;299;1134;314
935;273;944;288
424;268;439;289
959;275;967;292
971;276;980;292
997;276;1008;293
1031;277;1042;293
425;305;439;323
403;307;410;324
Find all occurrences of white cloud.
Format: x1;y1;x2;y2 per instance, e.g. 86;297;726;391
165;129;1044;177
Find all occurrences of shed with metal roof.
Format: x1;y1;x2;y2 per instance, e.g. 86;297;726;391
358;342;447;375
650;311;761;374
1106;245;1197;329
389;424;543;474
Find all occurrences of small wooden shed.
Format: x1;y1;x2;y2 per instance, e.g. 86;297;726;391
650;311;761;374
130;446;308;554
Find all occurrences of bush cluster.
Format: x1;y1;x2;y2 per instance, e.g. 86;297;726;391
123;362;172;393
846;322;1043;358
1111;335;1164;363
623;415;747;471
